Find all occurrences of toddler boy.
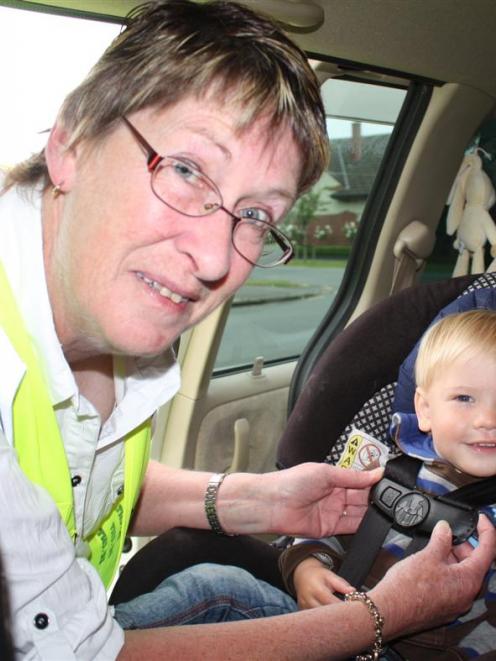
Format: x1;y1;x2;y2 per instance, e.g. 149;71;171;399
279;309;496;660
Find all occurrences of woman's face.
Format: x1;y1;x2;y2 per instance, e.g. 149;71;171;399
43;97;301;361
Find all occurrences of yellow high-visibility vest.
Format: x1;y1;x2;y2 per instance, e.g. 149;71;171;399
0;263;151;588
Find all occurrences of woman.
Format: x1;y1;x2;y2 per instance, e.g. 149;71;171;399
1;1;494;658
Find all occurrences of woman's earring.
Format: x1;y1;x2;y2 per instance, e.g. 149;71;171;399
52;184;63;198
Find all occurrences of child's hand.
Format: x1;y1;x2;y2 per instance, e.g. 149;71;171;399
293;556;353;609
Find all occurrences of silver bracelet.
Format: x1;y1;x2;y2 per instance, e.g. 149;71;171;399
344;591;384;661
204;472;234;536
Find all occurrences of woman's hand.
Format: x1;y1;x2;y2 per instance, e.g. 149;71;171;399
262;462;383;538
370;515;496;640
219;462;382;538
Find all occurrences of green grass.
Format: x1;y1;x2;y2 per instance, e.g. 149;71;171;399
290;258;348;268
245;279;307;288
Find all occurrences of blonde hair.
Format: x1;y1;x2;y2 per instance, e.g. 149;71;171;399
415;309;496;389
3;0;328;196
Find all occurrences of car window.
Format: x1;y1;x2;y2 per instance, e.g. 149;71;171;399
422;119;496;283
0;6;119;167
214;77;408;372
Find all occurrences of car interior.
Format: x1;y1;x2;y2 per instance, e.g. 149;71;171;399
2;0;496;579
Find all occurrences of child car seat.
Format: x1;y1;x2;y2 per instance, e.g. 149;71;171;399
278;270;496;590
110;272;495;606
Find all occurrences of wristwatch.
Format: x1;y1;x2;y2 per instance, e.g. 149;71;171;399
311;551;334;570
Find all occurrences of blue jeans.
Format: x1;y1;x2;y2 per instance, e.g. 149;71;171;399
113;562;402;660
113;563;297;628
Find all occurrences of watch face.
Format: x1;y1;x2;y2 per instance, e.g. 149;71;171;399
312;552;334;570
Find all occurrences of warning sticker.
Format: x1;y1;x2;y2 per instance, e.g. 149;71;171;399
337;429;390;471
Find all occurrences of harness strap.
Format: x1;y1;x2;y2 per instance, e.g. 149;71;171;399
445;476;496;508
339;456;496;589
337;506;392;587
338;455;421;587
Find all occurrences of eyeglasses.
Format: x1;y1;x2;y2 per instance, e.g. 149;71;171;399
122;117;294;268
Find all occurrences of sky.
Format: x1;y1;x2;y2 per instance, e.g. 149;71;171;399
0;5;395;167
0;6;119;166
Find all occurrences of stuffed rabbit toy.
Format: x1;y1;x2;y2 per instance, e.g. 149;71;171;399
446;149;496;276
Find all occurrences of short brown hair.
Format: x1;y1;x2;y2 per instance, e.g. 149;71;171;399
4;0;328;195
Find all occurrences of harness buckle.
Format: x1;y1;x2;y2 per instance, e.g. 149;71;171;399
371;477;478;544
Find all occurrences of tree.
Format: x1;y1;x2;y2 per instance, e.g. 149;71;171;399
343;218;360;241
283;187;333;260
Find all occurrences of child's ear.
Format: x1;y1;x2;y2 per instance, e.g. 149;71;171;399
414;387;432;432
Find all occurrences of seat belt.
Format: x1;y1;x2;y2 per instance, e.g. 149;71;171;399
338;455;420;587
390;221;434;295
338;455;493;589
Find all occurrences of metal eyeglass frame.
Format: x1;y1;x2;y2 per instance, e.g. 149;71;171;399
122;116;294;268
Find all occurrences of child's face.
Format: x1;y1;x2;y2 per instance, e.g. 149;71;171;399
415;352;496;477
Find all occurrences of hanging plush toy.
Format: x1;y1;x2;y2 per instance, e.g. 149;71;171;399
446;148;496;276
